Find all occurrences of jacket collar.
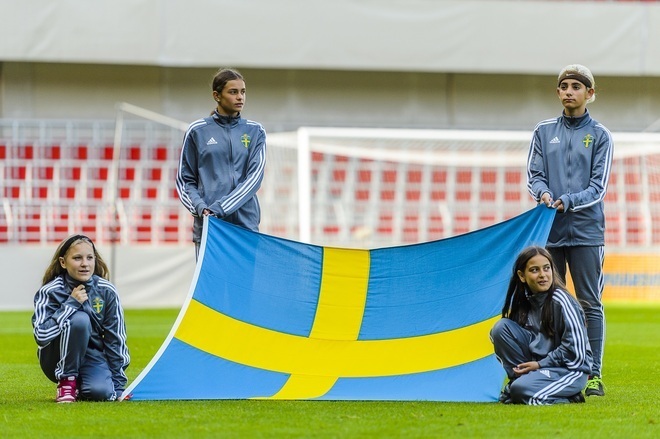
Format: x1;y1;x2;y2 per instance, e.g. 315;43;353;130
561;108;591;129
212;110;241;126
64;273;94;290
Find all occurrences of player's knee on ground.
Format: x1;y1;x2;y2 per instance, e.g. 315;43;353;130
79;377;115;401
508;379;531;404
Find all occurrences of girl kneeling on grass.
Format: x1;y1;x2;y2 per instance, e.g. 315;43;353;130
32;235;130;403
490;246;592;405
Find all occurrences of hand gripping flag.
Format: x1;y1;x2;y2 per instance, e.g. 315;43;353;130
121;205;555;401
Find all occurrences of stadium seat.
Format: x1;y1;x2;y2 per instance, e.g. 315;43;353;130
124;145;141;161
31;186;49;199
100;145;114;160
42;204;72;242
431;170;447;201
406;169;422;202
152;145;168;161
403;212;419;243
73;145;89;160
15;144;34;160
122;204;154;242
160;209;181;242
354;161;371;201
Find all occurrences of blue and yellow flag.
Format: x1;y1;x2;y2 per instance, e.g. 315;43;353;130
122;205;555;401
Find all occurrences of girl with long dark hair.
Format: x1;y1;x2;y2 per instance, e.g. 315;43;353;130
490;246;592;405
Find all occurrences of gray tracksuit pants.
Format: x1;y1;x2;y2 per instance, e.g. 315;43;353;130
491;319;588;405
548;246;605;377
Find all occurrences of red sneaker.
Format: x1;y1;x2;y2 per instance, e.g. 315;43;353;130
56;376;78;403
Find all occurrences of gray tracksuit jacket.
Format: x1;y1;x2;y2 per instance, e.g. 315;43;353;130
176;111;267;242
32;273;130;392
525;289;593;373
526;110;613;247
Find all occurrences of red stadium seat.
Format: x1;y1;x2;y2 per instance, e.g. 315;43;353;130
41;144;61;160
59;186;76;199
102;145;114;160
131;206;153;242
32;186;49;199
73;145;88;160
153;145;168;161
377;212;393;235
16;144;34;159
35;166;54;180
479;170;497;202
143;188;157;199
431;170;447;201
8;166;26;180
146;168;162;181
127;145;141;161
118;188;131;199
161;209;181;242
62;166;82;181
403;212;419;242
4;186;21;199
88;187;104;199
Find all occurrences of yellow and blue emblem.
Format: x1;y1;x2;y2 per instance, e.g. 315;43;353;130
241;134;251;148
92;296;104;314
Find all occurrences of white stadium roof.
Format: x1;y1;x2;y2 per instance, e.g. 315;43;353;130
2;0;659;76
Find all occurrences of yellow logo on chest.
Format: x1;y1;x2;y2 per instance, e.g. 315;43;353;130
92;296;104;313
241;134;251;148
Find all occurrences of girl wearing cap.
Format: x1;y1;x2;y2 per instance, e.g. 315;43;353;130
32;235;130;402
526;64;613;397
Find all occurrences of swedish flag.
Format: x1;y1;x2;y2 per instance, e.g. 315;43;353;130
123;205;555;401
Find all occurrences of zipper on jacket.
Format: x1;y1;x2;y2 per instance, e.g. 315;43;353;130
227;125;235;188
565;122;574;242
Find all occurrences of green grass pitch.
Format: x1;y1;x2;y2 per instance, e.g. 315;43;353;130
1;304;658;438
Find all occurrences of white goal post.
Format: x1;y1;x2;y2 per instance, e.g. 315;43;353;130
265;127;660;250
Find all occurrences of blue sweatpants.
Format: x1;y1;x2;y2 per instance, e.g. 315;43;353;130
38;310;116;401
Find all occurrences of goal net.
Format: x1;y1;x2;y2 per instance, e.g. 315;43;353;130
263;127;660;251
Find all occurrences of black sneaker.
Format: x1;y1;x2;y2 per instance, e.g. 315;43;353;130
585;375;605;397
568;391;585;403
498;383;512;404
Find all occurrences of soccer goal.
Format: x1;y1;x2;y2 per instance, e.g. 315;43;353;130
263;127;660;251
